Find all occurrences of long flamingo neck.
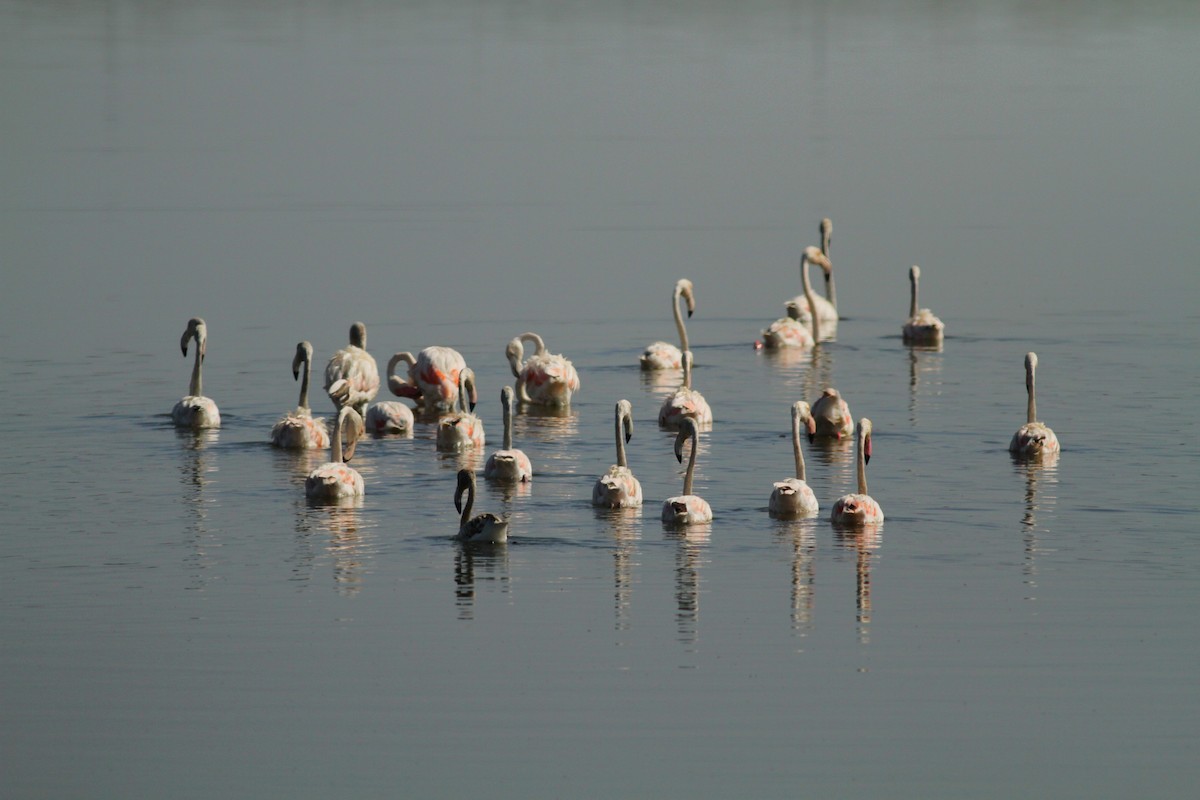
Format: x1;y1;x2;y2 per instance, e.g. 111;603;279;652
189;340;203;397
909;272;919;319
503;396;513;450
298;356;311;410
1027;371;1038;424
802;257;821;342
331;408;345;463
683;430;697;496
682;352;692;389
856;430;869;495
460;480;475;527
674;288;690;353
615;413;628;468
825;271;837;309
793;413;806;482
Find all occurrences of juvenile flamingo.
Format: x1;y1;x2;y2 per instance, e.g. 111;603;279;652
831;418;884;525
593;399;643;508
484;386;533;483
1009;352;1060;458
506;332;580;407
769;401;820;518
661;417;713;525
386;346;468;414
172;317;221;429
641;278;696;370
658;351;713;430
271;341;329;449
304;399;365;500
436;368;485;451
455;468;509;543
787;226;839;330
323;321;379;420
811;387;854;440
902;265;946;344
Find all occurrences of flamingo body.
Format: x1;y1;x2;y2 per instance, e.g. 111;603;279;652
761;312;814;350
507;332;580;407
324;322;379;419
388;346;467;413
812;387;854;439
437;368;485;451
658;351;712;430
365;401;414;435
305;404;365;500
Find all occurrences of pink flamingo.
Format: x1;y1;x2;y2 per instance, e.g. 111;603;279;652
304;399;366;500
436;368;485;452
641;279;696;370
658;351;713;430
386;346;468;414
661;417;713;525
506;331;580;407
902;265;946;344
831;418;884;525
593;399;643;508
1009;352;1060;458
811;387;854;440
323;322;379;420
769;401;819;518
172;317;221;429
271;341;329;449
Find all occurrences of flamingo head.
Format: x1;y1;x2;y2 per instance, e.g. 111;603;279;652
181;317;207;359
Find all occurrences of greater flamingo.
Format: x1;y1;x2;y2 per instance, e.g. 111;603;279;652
787;227;839;331
769;401;820;518
304;399;365;500
1009;352;1060;458
365;401;414;436
436;368;485;451
455;468;509;543
761;299;814;350
658;351;713;430
661;417;713;525
271;341;329;449
386;346;468;414
171;317;221;429
484;386;533;483
811;386;854;440
506;331;580;407
641;278;696;370
831;418;884;525
592;399;643;508
902;265;945;344
323;321;379;420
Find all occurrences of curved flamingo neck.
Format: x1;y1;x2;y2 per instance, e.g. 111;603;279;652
792;409;806;482
459;476;475;527
909;270;920;319
820;222;837;307
683;427;698;496
856;425;869;495
615;405;629;468
502;390;514;450
297;351;311;411
802;254;820;342
331;406;351;463
673;284;690;353
519;332;547;356
682;351;693;390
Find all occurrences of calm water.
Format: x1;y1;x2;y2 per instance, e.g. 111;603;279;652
3;2;1200;797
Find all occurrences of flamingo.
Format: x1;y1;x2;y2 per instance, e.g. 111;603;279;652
171;317;221;429
455;468;509;543
661;417;713;525
761;299;815;350
811;386;854;440
304;399;365;500
593;399;643;508
271;341;329;449
436;368;485;451
831;418;884;525
902;265;946;344
506;331;580;407
365;401;414;436
787;228;839;331
769;401;820;518
484;386;533;483
323;321;379;420
386;346;468;414
641;278;696;370
658;351;713;430
1009;352;1060;457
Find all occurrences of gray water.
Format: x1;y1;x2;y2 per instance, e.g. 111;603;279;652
3;1;1199;797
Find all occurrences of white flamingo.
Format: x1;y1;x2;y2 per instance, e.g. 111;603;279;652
662;417;713;525
365;400;414;436
811;386;854;440
455;468;509;543
271;341;329;449
304;399;365;500
323;321;379;420
769;401;820;518
1009;352;1060;458
761;299;814;350
658;351;713;430
172;317;221;429
902;265;946;344
386;346;468;414
506;332;580;407
436;368;485;451
787;226;839;330
484;386;533;483
641;278;696;370
593;399;643;508
831;418;884;525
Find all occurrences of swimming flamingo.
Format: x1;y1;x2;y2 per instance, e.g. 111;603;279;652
506;332;580;407
271;341;329;449
1009;352;1060;457
484;386;533;483
761;299;814;350
831;418;884;525
641;278;696;370
769;401;820;518
455;468;509;543
304;399;365;500
658;351;713;430
811;387;854;439
787;231;839;331
365;401;414;436
661;417;713;525
436;368;485;451
902;265;946;344
171;317;221;429
386;346;468;414
593;399;643;508
323;321;379;420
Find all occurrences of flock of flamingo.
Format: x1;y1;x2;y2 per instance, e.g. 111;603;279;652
170;218;1059;543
